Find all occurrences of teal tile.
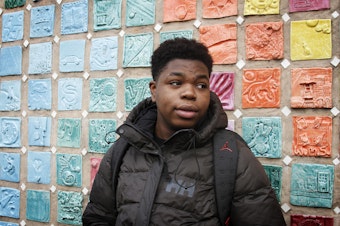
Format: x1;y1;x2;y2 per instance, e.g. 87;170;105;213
0;117;21;148
57;118;81;148
56;153;82;187
61;0;88;35
89;77;117;112
0;152;20;182
2;11;24;42
89;119;116;153
123;33;153;67
26;190;50;222
124;78;152;111
27;151;51;184
28;78;52;110
57;190;83;225
30;4;55;38
58;78;83;110
0;46;22;76
5;0;25;9
59;40;86;72
160;30;193;43
126;0;155;27
263;164;282;202
0;187;20;218
90;36;118;71
0;80;21;111
28;42;52;75
93;0;122;31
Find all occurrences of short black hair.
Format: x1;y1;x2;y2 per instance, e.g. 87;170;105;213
151;38;213;81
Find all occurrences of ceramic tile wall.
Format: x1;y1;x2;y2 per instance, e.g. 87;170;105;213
0;0;339;225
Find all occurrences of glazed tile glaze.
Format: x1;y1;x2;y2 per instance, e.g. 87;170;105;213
0;80;21;111
1;10;24;42
28;116;51;147
57;118;81;148
88;119;116;153
0;152;20;183
28;42;52;74
26;190;50;222
90;36;118;71
124;78;152;111
30;4;55;38
89;77;117;112
28;78;52;110
0;46;22;76
93;0;122;31
0;187;20;218
57;78;83;111
0;117;21;148
27;151;51;184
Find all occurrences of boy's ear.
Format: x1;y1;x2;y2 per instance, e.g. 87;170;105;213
149;80;156;102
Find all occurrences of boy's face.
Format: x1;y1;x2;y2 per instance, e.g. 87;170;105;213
149;59;211;140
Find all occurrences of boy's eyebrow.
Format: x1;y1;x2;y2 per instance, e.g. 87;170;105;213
168;72;209;80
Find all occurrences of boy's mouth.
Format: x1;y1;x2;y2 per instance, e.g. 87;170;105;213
175;105;198;119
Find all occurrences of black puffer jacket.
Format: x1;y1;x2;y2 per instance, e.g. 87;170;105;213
82;93;286;226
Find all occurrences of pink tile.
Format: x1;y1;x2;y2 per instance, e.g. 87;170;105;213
289;0;330;12
210;72;235;110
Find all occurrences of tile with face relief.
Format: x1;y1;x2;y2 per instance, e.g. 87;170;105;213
2;10;24;42
123;33;153;67
59;40;86;72
289;0;330;12
290;163;334;208
61;0;88;35
0;152;20;183
242;117;282;158
0;117;21;148
28;78;52;110
90;36;118;71
57;118;81;148
28;42;52;75
93;0;122;31
126;0;155;27
30;4;55;38
27;151;51;184
5;0;25;9
244;0;280;15
0;80;21;111
28;116;52;147
124;78;152;111
56;153;82;187
57;190;83;225
26;190;50;223
58;78;83;111
89;119;116;153
0;187;20;218
210;72;235;110
0;46;22;76
160;30;193;43
163;0;196;23
263;164;282;202
202;0;237;18
290;214;334;226
89;77;117;112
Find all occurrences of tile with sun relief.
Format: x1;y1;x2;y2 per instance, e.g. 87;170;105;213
244;0;280;15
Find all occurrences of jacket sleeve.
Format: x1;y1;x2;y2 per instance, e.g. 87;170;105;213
230;139;287;226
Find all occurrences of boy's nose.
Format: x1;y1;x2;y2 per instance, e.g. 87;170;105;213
181;85;197;100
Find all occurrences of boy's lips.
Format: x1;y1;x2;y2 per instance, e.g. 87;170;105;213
175;105;199;119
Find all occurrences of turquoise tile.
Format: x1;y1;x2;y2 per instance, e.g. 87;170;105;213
28;116;51;146
90;36;118;71
27;151;51;184
0;46;22;76
57;190;83;225
26;190;50;222
0;80;21;111
2;10;24;42
89;119;116;153
28;42;52;75
28;78;52;110
126;0;155;27
290;163;334;208
123;33;153;67
160;30;194;43
124;78;152;111
0;187;20;218
61;0;88;35
0;152;20;183
5;0;25;9
30;4;55;38
57;118;81;148
89;77;117;112
59;40;86;72
263;164;282;202
0;117;21;148
58;78;83;110
93;0;121;31
242;117;282;158
56;153;82;187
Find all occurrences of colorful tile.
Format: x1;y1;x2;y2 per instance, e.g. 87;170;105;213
56;153;82;187
163;0;196;23
2;10;24;42
210;72;235;110
90;36;118;71
0;152;20;183
5;0;25;9
291;19;331;61
58;78;83;111
59;40;86;72
28;78;52;110
0;45;22;76
246;21;284;60
291;67;332;108
292;116;332;157
244;0;280;15
242;68;281;108
30;4;55;38
202;0;237;18
124;78;152;111
289;0;330;13
123;33;153;67
27;151;51;184
90;157;102;189
61;0;88;35
28;116;52;146
291;214;334;226
89;77;117;112
242;117;282;158
160;30;193;43
0;80;21;111
28;42;52;74
93;0;122;31
290;163;334;208
89;119;116;153
0;117;21;148
0;187;20;218
57;118;81;148
57;190;83;225
199;23;237;64
26;190;50;222
126;0;155;27
263;164;282;202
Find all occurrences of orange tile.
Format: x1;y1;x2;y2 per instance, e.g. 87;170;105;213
163;0;197;23
202;0;237;18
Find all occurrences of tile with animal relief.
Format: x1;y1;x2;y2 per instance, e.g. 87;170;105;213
160;30;193;43
89;119;116;153
28;116;52;147
28;78;52;110
123;33;153;67
57;118;81;148
124;78;152;111
56;153;82;187
28;42;52;75
58;78;83;111
263;164;282;202
90;36;118;71
0;187;20;218
2;10;24;42
210;72;235;110
30;4;55;38
0;46;22;76
26;189;50;222
89;77;117;112
0;80;21;111
93;0;122;31
27;151;51;184
61;0;88;35
0;117;21;148
59;40;86;72
57;190;83;225
0;152;20;183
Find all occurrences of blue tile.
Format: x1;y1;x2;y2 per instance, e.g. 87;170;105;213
61;0;88;35
58;78;83;110
126;0;155;27
27;151;51;184
123;33;153;67
0;187;20;218
0;221;19;226
59;40;86;72
88;119;116;153
124;78;152;111
56;153;82;187
93;0;121;31
0;152;20;183
28;116;52;146
0;80;21;111
30;4;55;38
2;10;24;42
26;190;50;222
0;46;22;76
0;117;21;148
90;36;118;71
89;77;117;112
28;78;52;110
28;42;52;75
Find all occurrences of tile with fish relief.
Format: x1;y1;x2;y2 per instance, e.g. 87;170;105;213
93;0;122;31
56;153;82;187
0;80;21;111
0;46;22;76
61;0;88;35
28;78;52;110
160;30;193;43
0;187;20;218
89;77;117;112
163;0;196;23
30;4;55;38
5;0;25;9
244;0;280;15
123;33;153;67
27;151;51;184
89;119;116;153
57;118;81;148
28;116;51;147
2;10;24;42
26;190;50;222
126;0;155;27
289;0;330;12
202;0;237;18
0;152;20;183
57;190;83;225
290;214;333;226
124;78;152;111
0;117;21;148
58;78;83;111
90;36;118;71
210;72;235;110
59;40;86;72
263;164;282;202
28;42;52;75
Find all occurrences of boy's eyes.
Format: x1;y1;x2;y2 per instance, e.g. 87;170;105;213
168;81;208;89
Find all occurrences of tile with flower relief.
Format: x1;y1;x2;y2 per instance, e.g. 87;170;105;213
59;40;86;72
244;0;280;15
2;10;24;42
263;164;282;202
160;30;193;43
246;21;284;60
0;152;20;183
57;190;83;225
123;33;153;67
58;78;83;111
5;0;25;9
242;68;281;108
93;0;122;31
291;67;332;109
289;0;330;13
90;157;102;189
28;78;52;110
57;118;81;148
199;23;237;64
163;0;196;23
291;214;333;226
90;36;118;71
202;0;237;18
291;19;331;61
56;153;82;187
0;117;21;148
124;78;152;111
61;0;88;35
292;116;332;157
26;190;50;223
0;187;20;218
290;163;334;208
0;46;22;76
0;80;21;111
242;117;282;158
28;42;52;75
88;119;116;153
28;116;52;147
27;151;51;184
210;72;235;110
30;4;55;38
126;0;155;27
89;77;117;112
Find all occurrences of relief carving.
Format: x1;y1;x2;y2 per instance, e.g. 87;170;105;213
56;153;82;187
123;33;153;67
57;191;83;225
89;77;117;112
124;78;152;111
244;0;280;15
28;78;52;110
57;118;81;148
202;0;237;18
94;0;122;31
163;0;196;23
209;72;235;110
88;119;116;153
0;80;21;111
